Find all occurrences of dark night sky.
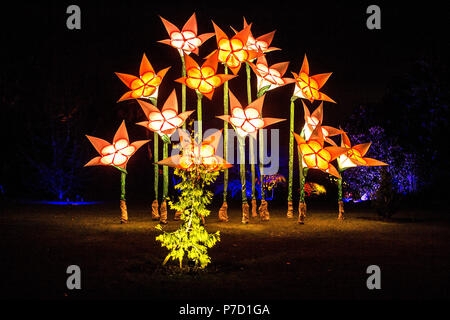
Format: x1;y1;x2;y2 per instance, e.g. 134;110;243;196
1;1;448;199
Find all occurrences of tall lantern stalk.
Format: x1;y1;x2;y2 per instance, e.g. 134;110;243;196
181;54;187;130
287;96;297;218
246;62;257;218
219;65;230;222
152;100;160;221
238;135;249;224
196;90;203;145
119;169;128;223
257;90;269;221
297;139;308;224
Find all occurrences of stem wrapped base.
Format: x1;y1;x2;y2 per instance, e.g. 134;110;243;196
160;200;168;225
298;201;307;224
251;199;258;218
120;199;128;224
218;201;229;222
287;201;294;218
151;200;160;220
241;202;250;224
338;200;345;220
259;199;270;221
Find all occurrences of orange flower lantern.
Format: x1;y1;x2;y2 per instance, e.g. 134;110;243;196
301;101;343;146
115;54;170;102
248;55;296;94
211;21;259;75
85;121;149;169
136;89;194;138
175;51;236;100
292;54;335;103
338;132;388;169
157;129;231;171
233;18;280;55
158;13;215;55
293;126;347;178
217;89;285;138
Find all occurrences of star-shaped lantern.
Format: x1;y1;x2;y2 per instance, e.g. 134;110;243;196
217;89;285;138
175;51;236;100
211;21;259;75
338;132;388;170
301;101;343;146
233;18;280;55
136;89;194;138
292;54;335;103
158;13;215;56
157;129;232;171
115;54;170;102
294;126;347;178
85;121;149;169
248;55;295;93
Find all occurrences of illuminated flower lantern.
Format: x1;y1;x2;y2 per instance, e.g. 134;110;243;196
301;101;343;146
158;13;214;130
157;129;231;171
335;132;388;219
175;51;235;146
158;13;215;56
136;89;194;139
84;121;149;223
136;89;193;224
115;53;170;222
217;90;285;224
292;54;336;103
211;21;258;75
240;18;280;55
293;126;347;224
115;54;170;103
287;54;335;221
248;55;296;97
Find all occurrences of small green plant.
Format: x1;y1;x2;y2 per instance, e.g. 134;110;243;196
156;166;221;269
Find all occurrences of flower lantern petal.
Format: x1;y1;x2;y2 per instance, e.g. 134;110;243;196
362;157;389;166
131;140;150;152
157;155;184;169
324;146;348;161
84;156;102;167
202;129;223;152
161;89;179;114
340;132;352;149
139;54;155;77
311;72;333;90
261;117;286;129
353;142;372;157
86;135;112;155
181;13;198;34
113;121;129;144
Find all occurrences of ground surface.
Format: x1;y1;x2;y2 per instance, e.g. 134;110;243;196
1;201;449;300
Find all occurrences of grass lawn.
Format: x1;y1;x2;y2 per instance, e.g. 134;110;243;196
1;201;449;300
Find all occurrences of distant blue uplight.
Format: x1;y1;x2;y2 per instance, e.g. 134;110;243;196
27;200;104;206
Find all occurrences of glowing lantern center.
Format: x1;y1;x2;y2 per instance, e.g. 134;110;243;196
180;143;218;170
297;72;321;101
130;71;162;98
229;106;264;136
147;109;183;134
256;63;284;85
347;148;367;165
246;35;268;52
100;139;136;166
299;140;332;171
170;31;202;52
186;66;221;94
218;38;249;68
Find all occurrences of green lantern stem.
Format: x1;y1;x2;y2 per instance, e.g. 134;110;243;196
298;128;307;203
246;62;256;201
223;65;229;202
288;96;297;202
181;54;187;130
120;170;126;201
154;132;159;201
162;139;169;199
238;135;248;203
196;90;203;145
258;129;265;200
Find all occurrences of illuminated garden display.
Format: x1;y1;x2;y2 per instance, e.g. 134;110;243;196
83;13;390;268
